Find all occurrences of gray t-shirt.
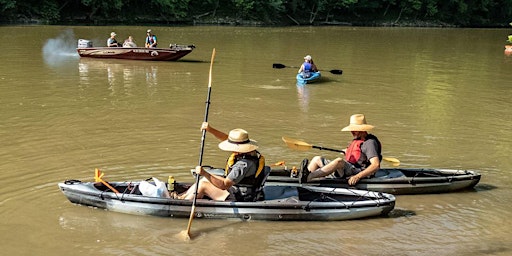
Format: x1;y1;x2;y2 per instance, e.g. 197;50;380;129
359;138;380;169
226;158;257;184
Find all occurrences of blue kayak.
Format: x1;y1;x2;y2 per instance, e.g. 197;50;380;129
296;71;321;85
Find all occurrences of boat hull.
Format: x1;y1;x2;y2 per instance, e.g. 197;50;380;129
296;71;321;84
76;45;195;61
267;168;481;195
58;180;395;221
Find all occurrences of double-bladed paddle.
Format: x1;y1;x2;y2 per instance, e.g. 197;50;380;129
282;136;400;166
272;63;343;75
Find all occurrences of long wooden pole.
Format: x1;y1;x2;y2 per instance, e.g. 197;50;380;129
183;48;216;240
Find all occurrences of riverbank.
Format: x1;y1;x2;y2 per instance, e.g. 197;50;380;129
3;16;510;28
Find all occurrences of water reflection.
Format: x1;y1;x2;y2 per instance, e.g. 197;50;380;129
296;84;309;112
78;58;159;96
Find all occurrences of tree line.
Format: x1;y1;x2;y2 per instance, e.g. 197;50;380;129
1;0;511;27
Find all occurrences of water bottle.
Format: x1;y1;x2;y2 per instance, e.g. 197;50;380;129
290;166;298;178
167;175;175;191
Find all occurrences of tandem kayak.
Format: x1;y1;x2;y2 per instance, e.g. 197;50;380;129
266;167;481;195
58;172;395;221
296;71;321;85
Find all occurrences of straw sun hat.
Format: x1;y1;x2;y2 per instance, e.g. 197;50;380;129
110;32;116;37
218;129;258;153
341;114;375;132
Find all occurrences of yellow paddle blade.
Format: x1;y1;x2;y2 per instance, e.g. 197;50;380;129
94;168;104;182
383;157;400;166
271;161;286;167
282;136;313;151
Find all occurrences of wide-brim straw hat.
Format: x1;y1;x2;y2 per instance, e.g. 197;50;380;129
341;114;375;132
218;128;259;153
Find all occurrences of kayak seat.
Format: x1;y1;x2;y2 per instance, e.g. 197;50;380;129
374;169;405;179
253;166;271;201
263;185;299;200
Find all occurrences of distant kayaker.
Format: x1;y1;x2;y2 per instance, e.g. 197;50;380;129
300;114;382;186
107;32;120;47
173;122;267;201
145;29;157;48
297;55;318;78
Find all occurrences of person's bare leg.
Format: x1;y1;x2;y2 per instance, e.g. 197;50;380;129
307;157;344;181
183;178;229;201
307;156;325;172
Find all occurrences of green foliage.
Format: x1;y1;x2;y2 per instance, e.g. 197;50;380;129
150;0;190;19
0;0;16;12
0;0;511;26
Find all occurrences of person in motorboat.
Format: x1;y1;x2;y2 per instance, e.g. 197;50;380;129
122;36;137;47
107;32;120;47
173;123;266;201
145;29;158;48
300;114;382;186
297;55;318;78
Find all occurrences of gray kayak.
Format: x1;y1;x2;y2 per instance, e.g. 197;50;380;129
58;179;395;221
266;168;481;195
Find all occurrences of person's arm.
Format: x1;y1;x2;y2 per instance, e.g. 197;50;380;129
298;64;304;73
151;36;157;47
201;122;228;141
196;166;234;190
348;157;380;185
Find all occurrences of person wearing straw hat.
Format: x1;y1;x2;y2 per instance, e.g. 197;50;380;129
175;122;266;201
107;32;120;47
300;114;382;186
145;29;158;48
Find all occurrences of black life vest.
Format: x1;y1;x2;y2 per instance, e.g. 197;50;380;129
224;151;266;201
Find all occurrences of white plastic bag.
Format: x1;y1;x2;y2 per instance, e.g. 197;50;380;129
139;177;170;198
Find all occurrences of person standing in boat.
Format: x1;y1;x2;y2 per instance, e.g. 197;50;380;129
145;29;158;48
300;114;382;186
297;55;318;78
107;32;120;47
174;123;266;201
122;36;137;47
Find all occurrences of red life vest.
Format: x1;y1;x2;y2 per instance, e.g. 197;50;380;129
345;139;364;165
345;134;381;168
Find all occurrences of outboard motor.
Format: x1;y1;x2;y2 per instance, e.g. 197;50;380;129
78;39;93;48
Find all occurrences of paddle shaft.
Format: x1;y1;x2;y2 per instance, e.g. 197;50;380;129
282;136;399;165
313;145;398;164
312;145;344;153
272;63;342;75
186;48;216;237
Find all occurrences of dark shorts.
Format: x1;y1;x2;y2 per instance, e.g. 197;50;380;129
226;186;254;202
321;157;362;178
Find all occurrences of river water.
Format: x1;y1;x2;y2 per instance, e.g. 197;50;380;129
1;25;511;256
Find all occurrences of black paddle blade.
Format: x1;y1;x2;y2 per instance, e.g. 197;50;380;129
272;63;286;69
329;69;343;75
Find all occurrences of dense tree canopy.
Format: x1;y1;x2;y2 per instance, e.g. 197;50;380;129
1;0;511;27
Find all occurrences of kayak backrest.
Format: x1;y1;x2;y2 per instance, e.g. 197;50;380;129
253;166;271;201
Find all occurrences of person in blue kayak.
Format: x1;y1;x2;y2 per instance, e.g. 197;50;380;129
145;29;158;48
297;55;318;78
173;122;267;201
300;114;382;186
